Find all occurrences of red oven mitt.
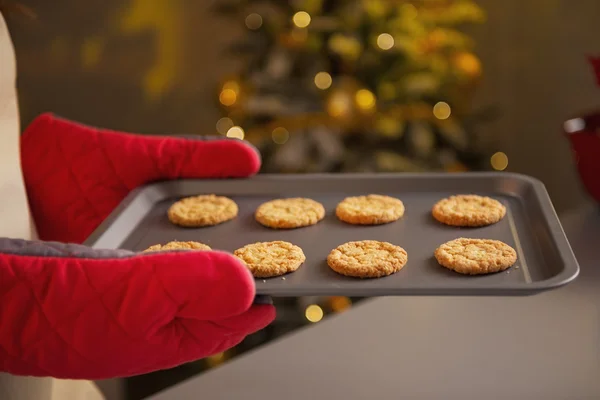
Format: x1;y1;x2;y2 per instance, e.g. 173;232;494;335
0;113;275;380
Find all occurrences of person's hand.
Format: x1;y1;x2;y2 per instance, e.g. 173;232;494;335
0;114;275;379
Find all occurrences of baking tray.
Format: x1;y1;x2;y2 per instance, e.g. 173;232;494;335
84;172;580;296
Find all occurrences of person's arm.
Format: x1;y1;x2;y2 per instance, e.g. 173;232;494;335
1;114;275;379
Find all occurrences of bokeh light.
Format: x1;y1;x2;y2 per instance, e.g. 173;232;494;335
206;352;225;367
491;152;508;170
314;71;333;90
226;126;245;140
330;296;352;312
327;91;353;118
433;101;451;119
245;13;263;30
305;304;323;322
293;11;311;28
377;33;394;50
216;117;234;134
402;3;418;19
454;52;482;78
222;80;240;94
355;89;376;110
272;127;290;144
219;89;237;106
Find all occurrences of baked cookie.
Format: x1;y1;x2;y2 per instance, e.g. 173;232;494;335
327;240;408;278
255;198;325;229
143;241;211;252
234;241;306;278
432;194;506;227
335;194;404;225
434;238;517;275
168;194;238;227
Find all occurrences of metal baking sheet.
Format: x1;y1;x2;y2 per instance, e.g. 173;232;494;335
84;172;580;296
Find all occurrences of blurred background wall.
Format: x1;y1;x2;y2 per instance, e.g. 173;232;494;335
5;0;599;213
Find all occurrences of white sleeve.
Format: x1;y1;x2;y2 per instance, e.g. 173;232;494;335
0;13;37;241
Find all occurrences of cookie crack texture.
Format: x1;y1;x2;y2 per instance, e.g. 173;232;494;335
234;241;305;278
336;194;405;225
255;198;325;229
327;240;407;278
168;195;238;227
432;194;506;227
434;238;517;275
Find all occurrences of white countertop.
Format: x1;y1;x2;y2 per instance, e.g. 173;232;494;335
150;203;600;400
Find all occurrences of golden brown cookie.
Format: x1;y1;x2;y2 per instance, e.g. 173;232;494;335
327;240;408;278
233;241;306;278
434;238;517;275
432;194;506;227
143;241;211;252
335;194;405;225
255;198;325;229
168;194;238;227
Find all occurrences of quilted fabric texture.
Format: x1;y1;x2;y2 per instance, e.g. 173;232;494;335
0;240;274;379
21;113;261;244
0;114;274;379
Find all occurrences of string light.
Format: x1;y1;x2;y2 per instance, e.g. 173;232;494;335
433;102;451;119
292;11;311;28
272;127;289;144
314;71;332;90
454;52;481;78
355;89;376;110
291;27;308;42
226;126;245;140
327;90;352;118
491;152;508;171
305;304;323;323
216;117;234;134
206;352;225;367
377;33;394;50
219;89;237;106
402;3;418;19
245;13;263;30
330;296;352;312
222;81;240;94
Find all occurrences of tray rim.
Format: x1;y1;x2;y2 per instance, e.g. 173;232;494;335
83;171;581;296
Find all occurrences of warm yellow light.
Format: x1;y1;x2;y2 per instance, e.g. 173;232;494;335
222;81;240;94
291;27;308;42
327;91;352;118
433;102;451;119
292;11;311;28
206;352;225;367
330;296;352;312
491;152;508;171
314;71;332;90
402;3;418;19
216;117;234;134
305;304;323;323
377;33;394;50
355;89;376;110
454;52;482;78
272;127;289;144
226;126;245;140
219;89;237;106
245;13;263;30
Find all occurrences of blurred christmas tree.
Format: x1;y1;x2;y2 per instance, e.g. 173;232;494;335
213;0;490;173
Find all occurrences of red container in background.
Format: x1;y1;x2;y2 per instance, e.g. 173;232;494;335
564;111;600;203
564;56;600;204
